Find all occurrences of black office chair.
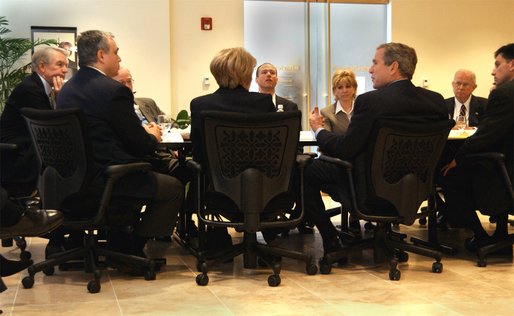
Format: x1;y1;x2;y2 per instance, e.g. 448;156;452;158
319;118;454;280
188;110;315;287
463;152;514;267
19;108;157;293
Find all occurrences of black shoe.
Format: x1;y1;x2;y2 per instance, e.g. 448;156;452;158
348;219;361;235
323;236;344;256
297;221;314;234
0;209;63;239
464;235;490;253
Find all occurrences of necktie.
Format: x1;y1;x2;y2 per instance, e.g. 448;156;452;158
459;104;467;117
48;91;56;109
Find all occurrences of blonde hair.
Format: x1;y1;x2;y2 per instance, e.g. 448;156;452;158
332;69;358;100
210;47;256;89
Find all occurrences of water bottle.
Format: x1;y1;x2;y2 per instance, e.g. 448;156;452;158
276;104;284;112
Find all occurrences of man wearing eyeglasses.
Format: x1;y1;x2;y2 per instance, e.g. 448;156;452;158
445;69;487;128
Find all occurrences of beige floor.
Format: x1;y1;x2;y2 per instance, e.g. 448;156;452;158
2;198;514;316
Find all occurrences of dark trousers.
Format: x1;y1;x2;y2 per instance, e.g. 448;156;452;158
302;159;350;242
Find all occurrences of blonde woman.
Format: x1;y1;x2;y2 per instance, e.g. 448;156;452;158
320;70;358;135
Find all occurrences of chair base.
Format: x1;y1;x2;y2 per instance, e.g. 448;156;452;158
21;232;156;293
320;223;443;281
195;232;317;287
475;233;514;267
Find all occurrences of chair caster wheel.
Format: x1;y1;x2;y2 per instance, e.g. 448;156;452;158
389;268;401;281
196;273;209;286
87;280;101;293
20;250;31;261
419;218;427;225
364;222;375;231
144;270;156;281
396;251;409;263
43;267;55;276
268;274;281;287
22;276;34;288
432;261;443;273
477;258;487;267
318;258;332;274
306;262;318;275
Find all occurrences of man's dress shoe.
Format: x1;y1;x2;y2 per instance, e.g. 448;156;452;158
0;209;63;239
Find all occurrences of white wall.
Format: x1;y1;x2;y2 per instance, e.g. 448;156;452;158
1;0;172;114
170;0;244;114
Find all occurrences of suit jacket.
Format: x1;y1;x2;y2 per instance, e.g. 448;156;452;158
455;80;514;214
0;72;52;187
190;86;276;163
317;80;448;161
276;95;298;112
320;102;350;136
445;95;487;127
135;97;165;123
57;67;158;172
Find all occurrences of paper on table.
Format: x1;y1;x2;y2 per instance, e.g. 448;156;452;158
300;130;315;141
161;129;184;143
448;128;476;139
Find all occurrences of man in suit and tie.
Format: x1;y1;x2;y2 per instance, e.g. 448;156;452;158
255;63;298;112
442;43;514;252
0;47;68;196
445;69;487;127
305;43;448;256
113;67;166;124
57;30;184;258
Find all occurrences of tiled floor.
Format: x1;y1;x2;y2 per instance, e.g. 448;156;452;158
2;198;514;315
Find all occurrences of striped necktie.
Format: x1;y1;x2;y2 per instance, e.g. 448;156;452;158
459;104;466;117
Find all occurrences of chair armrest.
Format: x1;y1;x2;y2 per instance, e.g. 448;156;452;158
0;143;18;151
319;154;353;170
105;162;152;181
296;154;312;169
187;159;202;173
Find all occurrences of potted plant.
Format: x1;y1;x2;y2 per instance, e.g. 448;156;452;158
0;16;57;112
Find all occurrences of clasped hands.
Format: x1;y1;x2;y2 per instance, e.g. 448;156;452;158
144;122;163;142
309;106;325;132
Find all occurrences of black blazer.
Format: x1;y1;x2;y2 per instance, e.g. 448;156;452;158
316;80;448;161
190;86;276;163
57;67;158;171
276;95;298;112
445;95;487;127
0;72;52;186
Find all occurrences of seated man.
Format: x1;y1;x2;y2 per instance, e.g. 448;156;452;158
442;43;514;252
57;30;184;257
0;47;68;196
255;62;298;111
305;43;448;256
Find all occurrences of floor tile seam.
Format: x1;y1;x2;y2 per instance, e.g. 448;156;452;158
104;271;124;316
175;255;234;315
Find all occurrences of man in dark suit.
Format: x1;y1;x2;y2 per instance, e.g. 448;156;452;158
112;68;166;124
442;43;514;252
0;47;68;196
305;43;448;255
57;30;184;256
255;62;298;112
445;69;487;127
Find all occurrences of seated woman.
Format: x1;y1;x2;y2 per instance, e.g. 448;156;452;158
320;69;358;136
189;47;276;249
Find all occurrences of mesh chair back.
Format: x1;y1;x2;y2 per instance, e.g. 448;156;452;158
20;108;92;210
365;119;454;225
200;111;300;229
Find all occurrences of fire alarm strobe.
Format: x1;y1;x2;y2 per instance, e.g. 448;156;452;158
201;17;212;31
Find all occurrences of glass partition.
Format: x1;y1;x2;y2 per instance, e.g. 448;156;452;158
244;0;389;129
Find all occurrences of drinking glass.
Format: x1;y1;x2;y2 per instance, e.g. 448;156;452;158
157;115;170;133
455;115;467;130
